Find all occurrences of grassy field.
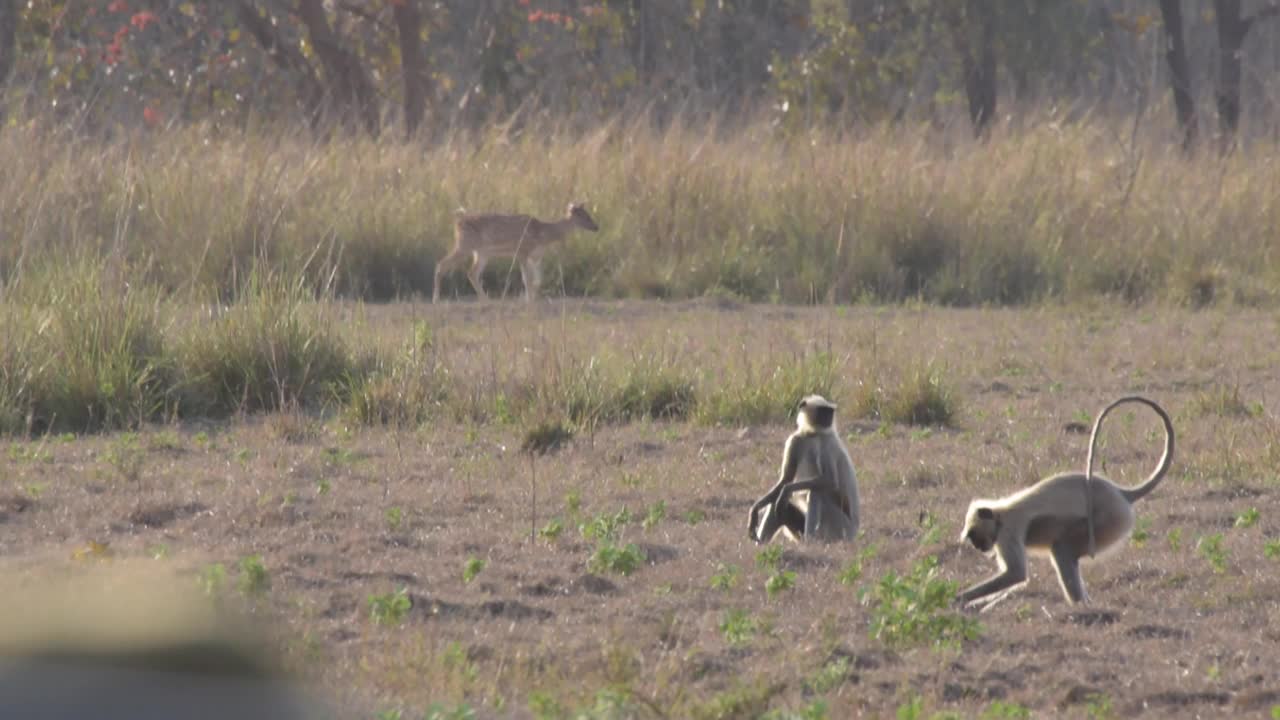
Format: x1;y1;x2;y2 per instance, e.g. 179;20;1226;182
3;299;1279;718
3;117;1280;308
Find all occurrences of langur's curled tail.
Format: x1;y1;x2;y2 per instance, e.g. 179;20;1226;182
1084;395;1175;557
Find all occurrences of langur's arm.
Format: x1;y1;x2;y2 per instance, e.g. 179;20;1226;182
749;435;801;540
957;534;1028;606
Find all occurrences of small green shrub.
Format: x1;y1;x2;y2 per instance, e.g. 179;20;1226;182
581;508;632;542
755;545;784;573
238;554;270;596
1234;507;1260;529
538;518;564;541
710;563;741;591
198;563;227;597
765;571;797;599
423;702;477;720
642;500;666;530
838;543;878;586
1264;538;1280;559
981;700;1032;719
368;587;412;626
384;506;403;531
589;542;646;576
804;656;851;694
865;556;980;648
718;609;757;646
1197;533;1229;573
462;556;485;584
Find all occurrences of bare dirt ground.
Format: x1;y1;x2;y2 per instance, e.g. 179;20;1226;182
3;301;1280;719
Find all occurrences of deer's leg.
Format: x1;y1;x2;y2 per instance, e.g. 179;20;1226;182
519;256;542;301
433;248;468;303
467;252;489;300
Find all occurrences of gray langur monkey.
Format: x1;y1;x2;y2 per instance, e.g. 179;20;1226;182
957;395;1174;611
748;395;860;544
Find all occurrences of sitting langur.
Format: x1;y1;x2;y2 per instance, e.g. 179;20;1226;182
748;395;860;543
957;395;1174;610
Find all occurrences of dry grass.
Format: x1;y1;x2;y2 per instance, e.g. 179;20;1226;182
2;117;1279;306
3;302;1279;718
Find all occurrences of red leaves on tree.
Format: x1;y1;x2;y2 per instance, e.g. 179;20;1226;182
130;12;158;31
143;106;163;127
107;0;128;12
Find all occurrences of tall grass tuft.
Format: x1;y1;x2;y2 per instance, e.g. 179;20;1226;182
0;263;171;433
176;273;357;417
850;362;958;427
695;352;838;426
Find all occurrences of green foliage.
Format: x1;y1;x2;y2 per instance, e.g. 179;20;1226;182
895;694;925;720
1234;507;1260;529
839;544;879;586
1264;538;1280;560
178;274;355;416
589;542;646;576
198;563;227;597
687;682;777;720
1168;528;1184;552
859;363;959;426
103;432;145;483
1085;692;1114;720
755;545;784;573
642;500;667;531
581;508;633;543
683;509;707;525
528;692;565;720
1197;533;1229;573
462;557;486;584
384;506;403;532
981;701;1032;719
765;571;797;599
538;518;564;542
917;510;942;545
696;353;837;426
368;587;412;626
718;609;757;646
710;563;742;591
762;699;829;720
423;703;476;720
1131;517;1151;547
237;554;270;596
565;490;582;515
0;267;171;434
804;656;851;694
865;556;981;649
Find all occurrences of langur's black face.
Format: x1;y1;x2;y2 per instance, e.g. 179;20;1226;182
963;506;999;553
811;406;835;429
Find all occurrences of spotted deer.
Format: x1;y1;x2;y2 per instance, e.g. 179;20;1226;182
432;203;599;303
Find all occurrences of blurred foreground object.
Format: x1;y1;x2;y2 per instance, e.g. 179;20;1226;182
0;561;326;720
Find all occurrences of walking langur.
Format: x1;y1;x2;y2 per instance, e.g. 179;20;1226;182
748;395;860;544
957;395;1174;610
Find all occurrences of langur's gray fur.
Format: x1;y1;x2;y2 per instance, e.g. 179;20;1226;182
748;395;860;544
957;396;1174;610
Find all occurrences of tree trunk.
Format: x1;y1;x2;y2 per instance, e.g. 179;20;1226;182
0;0;16;92
392;0;429;140
235;1;326;132
1158;0;1197;151
295;0;380;138
960;2;997;138
1214;0;1247;151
